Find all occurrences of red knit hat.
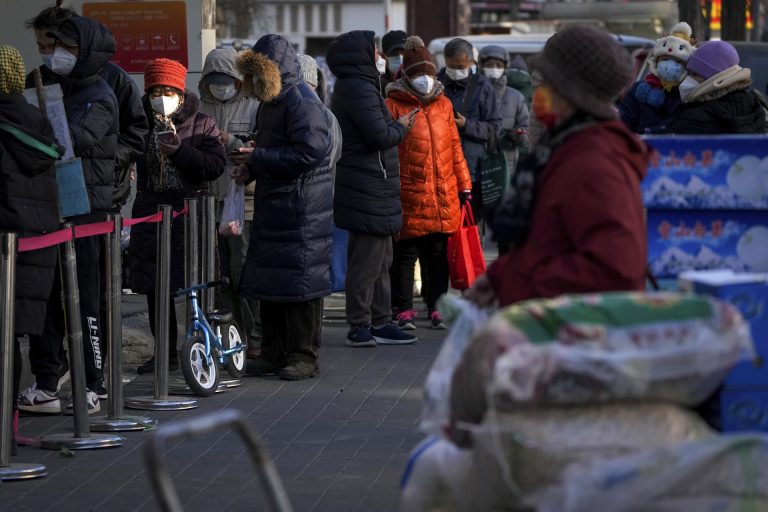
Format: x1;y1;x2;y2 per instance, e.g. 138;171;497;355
401;36;436;78
144;58;187;92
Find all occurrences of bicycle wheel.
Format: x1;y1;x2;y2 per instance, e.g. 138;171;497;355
223;321;246;379
180;336;219;397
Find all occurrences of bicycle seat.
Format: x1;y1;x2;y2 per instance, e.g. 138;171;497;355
208;309;234;325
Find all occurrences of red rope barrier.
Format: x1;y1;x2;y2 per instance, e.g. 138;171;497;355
17;205;189;253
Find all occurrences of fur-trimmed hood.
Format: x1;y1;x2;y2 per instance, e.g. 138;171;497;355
686;65;752;103
236;34;299;103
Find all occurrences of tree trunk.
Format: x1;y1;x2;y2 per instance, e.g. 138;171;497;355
721;0;747;40
678;0;707;41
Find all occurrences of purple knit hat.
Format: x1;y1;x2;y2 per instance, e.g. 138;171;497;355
686;41;740;80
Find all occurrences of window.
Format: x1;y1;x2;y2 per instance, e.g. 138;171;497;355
276;4;284;32
333;4;342;32
290;4;299;33
319;4;328;32
306;4;314;33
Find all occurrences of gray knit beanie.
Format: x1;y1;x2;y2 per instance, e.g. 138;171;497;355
298;54;319;88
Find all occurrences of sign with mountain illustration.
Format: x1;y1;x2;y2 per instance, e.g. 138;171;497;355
644;136;768;278
643;136;768;210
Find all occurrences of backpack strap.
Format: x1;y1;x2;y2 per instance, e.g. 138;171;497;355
0;122;61;159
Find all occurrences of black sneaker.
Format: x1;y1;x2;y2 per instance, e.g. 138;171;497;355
371;323;418;345
345;325;376;348
137;355;179;374
94;383;108;400
246;357;284;376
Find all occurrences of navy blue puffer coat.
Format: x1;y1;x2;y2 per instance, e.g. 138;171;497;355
327;30;406;236
236;34;335;302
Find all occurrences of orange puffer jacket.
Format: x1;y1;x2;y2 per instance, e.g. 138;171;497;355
386;84;472;239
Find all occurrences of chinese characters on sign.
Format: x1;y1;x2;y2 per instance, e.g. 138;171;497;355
657;220;724;240
83;1;188;72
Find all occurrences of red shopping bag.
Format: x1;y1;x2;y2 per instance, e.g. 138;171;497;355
447;203;486;290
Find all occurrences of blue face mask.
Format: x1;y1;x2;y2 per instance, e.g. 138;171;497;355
656;59;685;83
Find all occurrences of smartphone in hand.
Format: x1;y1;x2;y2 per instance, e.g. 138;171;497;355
156;130;176;144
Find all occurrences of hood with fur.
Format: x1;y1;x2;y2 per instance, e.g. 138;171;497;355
236;34;299;103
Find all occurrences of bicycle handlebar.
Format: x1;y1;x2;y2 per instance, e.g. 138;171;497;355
173;276;230;297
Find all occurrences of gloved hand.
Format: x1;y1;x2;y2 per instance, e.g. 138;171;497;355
459;190;472;203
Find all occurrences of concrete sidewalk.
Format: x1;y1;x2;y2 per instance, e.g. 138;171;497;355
2;295;445;512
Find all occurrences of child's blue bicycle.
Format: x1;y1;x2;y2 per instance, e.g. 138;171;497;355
174;278;246;396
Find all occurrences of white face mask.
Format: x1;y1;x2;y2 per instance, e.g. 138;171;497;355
445;67;470;81
376;55;387;75
387;55;403;74
150;95;181;116
210;83;237;102
678;75;699;102
483;68;505;80
40;53;53;69
50;47;77;77
409;75;435;95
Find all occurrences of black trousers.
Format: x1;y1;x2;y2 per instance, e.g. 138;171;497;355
391;233;450;315
29;235;104;392
146;291;178;358
260;298;322;365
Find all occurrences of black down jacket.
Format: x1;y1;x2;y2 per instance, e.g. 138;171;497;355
667;87;767;135
236;34;335;302
327;30;406;236
0;93;62;335
29;61;149;210
44;16;119;217
128;93;226;295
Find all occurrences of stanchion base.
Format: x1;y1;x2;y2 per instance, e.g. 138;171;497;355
220;378;242;388
0;462;48;481
168;382;228;395
90;415;158;432
124;396;198;411
40;433;125;450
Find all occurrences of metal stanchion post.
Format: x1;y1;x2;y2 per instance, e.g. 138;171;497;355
91;215;157;432
184;198;199;329
203;195;216;313
0;233;47;480
126;207;197;411
41;225;124;450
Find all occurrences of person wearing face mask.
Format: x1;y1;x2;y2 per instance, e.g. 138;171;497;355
130;58;226;374
381;29;408;91
478;45;530;179
384;36;472;330
327;30;419;348
667;41;767;135
26;7;149;402
437;38;503;221
26;7;148;210
469;24;649;308
17;15;119;416
619;22;695;134
198;48;262;357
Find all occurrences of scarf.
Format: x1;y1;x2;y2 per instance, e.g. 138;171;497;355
489;113;597;248
147;114;183;192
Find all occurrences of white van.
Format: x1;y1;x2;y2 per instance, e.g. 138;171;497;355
427;33;654;70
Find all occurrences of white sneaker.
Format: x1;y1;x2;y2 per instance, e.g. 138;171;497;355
18;384;62;414
66;390;101;415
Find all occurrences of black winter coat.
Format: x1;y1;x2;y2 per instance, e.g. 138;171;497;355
38;17;119;217
128;93;226;295
100;63;149;207
327;30;406;236
237;34;334;302
667;87;767;135
28;61;148;209
437;70;502;182
619;80;682;134
0;94;62;335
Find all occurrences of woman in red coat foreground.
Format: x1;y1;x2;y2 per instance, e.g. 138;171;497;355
470;24;650;307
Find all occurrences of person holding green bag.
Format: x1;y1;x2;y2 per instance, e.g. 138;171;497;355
385;36;472;330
